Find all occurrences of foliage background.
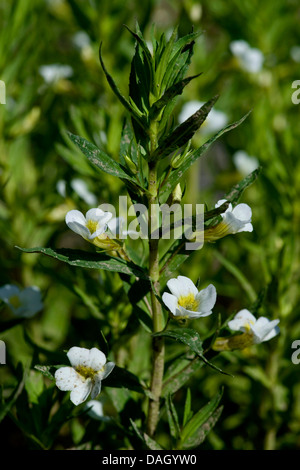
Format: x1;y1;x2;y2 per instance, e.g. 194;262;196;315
0;0;299;450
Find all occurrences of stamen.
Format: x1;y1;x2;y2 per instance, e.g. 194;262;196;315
86;219;98;235
178;293;199;311
9;295;21;308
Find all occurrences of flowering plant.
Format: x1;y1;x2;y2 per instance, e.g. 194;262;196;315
4;21;282;451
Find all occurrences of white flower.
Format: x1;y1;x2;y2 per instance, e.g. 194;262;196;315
70;178;97;206
233;150;259;176
215;199;253;234
178;100;228;134
55;347;115;406
65;208;112;243
0;284;43;318
39;64;73;84
290;45;300;63
162;275;217;319
228;309;280;344
84;399;110;421
230;40;264;73
72;31;91;49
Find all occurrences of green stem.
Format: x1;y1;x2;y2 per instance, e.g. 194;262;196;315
146;122;165;437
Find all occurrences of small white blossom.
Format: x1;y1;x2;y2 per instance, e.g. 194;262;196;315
72;31;91;49
65;208;112;242
215;199;253;234
39;64;73;84
55;347;115;406
162;275;217;319
290;45;300;63
70;178;97;206
178;100;228;134
0;284;43;318
233;150;259;176
84;399;110;421
228;309;280;343
230;40;264;73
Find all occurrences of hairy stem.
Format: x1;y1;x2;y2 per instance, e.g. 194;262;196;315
146;123;165;437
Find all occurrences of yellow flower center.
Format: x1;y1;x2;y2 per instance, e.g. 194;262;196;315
86;219;98;235
244;321;254;332
178;293;199;311
9;295;22;309
75;365;105;381
76;365;96;380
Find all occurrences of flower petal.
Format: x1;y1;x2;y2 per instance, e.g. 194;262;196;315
70;380;93;405
101;361;115;380
65;209;86;226
162;292;178;315
167;276;198;298
215;199;232;213
88;348;107;370
0;284;20;302
86;208;112;225
232;203;252;222
67;220;90;239
228;309;256;332
195;284;217;314
55;367;80;391
222;211;248;234
252;317;280;343
67;346;91;367
90;376;102;399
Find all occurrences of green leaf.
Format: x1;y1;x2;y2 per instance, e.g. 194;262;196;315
150;96;219;161
224;166;262;206
183;388;193;427
0;363;26;423
153;327;204;356
162;355;204;397
166;394;181;440
99;43;146;127
150;73;202;120
105;365;151;397
182;406;223;449
67;132;135;182
130;419;164;450
155;327;229;376
161;30;202;92
16;246;148;279
180;389;223;449
159;111;251;203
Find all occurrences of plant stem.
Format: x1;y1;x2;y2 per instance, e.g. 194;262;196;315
146;122;165;437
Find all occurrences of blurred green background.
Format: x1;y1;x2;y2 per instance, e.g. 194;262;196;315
0;0;299;450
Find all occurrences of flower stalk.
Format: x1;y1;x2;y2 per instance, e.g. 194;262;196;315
146;121;165;437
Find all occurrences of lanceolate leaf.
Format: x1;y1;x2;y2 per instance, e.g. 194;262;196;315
16;246;148;279
130;419;164;450
68;132;135;182
150;73;202;120
180;389;223;449
150;96;219;162
162;355;204;398
225;166;262;205
155;327;229;376
99;43;147;128
159;111;251;203
153;328;204;356
181;406;223;449
166;394;181;439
